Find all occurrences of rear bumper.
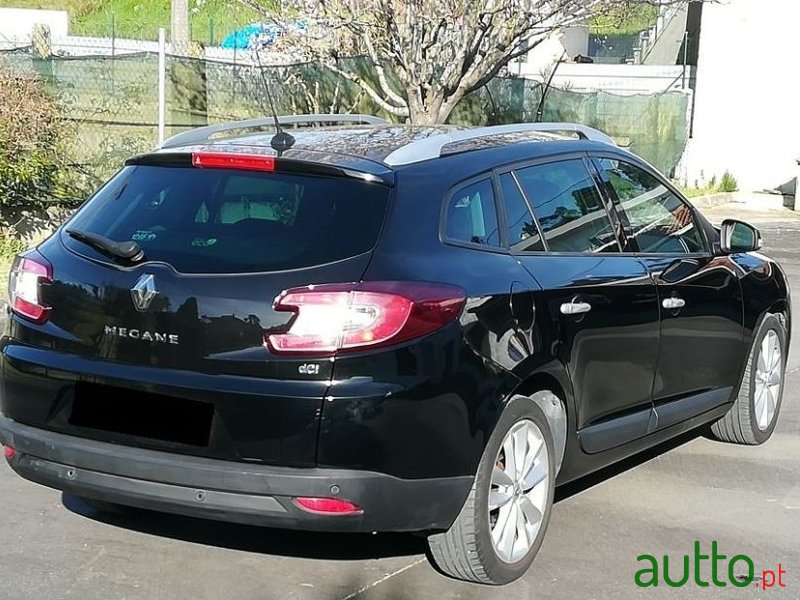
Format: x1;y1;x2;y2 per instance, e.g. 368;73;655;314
0;417;471;532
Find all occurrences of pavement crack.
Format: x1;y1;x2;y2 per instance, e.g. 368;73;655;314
338;558;426;600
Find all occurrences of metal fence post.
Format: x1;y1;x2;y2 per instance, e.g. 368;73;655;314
111;13;116;91
158;27;167;146
232;44;237;105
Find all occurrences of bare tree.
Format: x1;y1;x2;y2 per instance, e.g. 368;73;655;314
237;0;682;124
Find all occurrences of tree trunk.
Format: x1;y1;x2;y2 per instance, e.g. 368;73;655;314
171;0;190;50
406;89;464;125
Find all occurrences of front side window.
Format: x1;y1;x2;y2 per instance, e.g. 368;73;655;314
514;159;620;253
444;179;501;248
597;158;707;254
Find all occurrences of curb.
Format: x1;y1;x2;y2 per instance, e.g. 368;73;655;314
687;192;737;210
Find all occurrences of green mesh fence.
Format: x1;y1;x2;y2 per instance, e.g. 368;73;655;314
1;49;690;191
452;79;691;176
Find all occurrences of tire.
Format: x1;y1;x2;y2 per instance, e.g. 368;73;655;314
427;395;555;585
710;313;787;445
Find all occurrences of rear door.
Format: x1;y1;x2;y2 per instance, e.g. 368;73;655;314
9;161;392;465
504;156;661;453
593;155;745;427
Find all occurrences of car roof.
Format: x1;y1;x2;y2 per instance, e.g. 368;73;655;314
217;125;467;163
141;121;624;186
160;119;617;162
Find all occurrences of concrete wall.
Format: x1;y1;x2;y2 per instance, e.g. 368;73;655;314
513;23;691;96
679;0;800;192
515;62;692;95
0;8;69;42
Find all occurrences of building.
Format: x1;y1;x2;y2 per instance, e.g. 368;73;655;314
679;0;800;193
515;1;799;194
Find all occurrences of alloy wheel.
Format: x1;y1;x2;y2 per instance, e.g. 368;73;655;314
489;419;550;563
754;329;782;431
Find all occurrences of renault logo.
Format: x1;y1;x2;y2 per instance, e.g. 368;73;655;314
131;274;157;311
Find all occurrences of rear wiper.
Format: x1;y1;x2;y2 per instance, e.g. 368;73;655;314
66;229;145;263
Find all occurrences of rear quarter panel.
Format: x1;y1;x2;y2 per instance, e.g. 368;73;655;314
317;159;555;479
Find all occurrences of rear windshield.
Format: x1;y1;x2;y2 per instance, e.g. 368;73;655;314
65;166;391;273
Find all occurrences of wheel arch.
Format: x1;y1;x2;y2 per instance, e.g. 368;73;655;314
767;300;791;342
506;368;574;475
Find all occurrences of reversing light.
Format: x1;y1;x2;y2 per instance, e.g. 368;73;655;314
267;281;466;356
192;152;276;172
293;497;364;516
8;252;53;323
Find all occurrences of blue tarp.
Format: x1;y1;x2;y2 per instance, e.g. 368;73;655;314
220;22;306;50
221;23;277;50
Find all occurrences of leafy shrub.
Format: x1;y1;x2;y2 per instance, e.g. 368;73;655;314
719;171;738;193
0;229;25;263
0;228;26;292
0;62;74;212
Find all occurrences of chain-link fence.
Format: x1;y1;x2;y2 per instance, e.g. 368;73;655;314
1;40;691;197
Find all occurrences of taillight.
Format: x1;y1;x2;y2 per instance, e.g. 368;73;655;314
267;281;466;356
8;252;52;323
3;446;15;460
192;151;275;172
293;497;363;516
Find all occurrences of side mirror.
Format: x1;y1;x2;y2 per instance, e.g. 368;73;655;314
720;219;762;253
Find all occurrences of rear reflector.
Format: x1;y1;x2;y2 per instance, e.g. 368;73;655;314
8;252;53;323
267;281;466;356
192;152;275;172
293;497;364;516
3;446;15;460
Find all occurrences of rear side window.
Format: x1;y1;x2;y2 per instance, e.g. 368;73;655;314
515;159;620;253
65;166;391;273
444;179;501;248
498;173;543;252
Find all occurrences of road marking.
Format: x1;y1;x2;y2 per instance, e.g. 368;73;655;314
339;558;426;600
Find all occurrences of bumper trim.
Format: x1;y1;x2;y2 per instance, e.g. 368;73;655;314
0;417;472;532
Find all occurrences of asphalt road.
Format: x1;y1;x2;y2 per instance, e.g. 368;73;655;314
1;220;799;600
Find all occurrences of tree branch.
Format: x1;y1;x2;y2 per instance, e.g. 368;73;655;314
361;28;407;108
326;62;409;117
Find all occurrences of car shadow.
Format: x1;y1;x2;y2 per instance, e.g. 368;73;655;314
555;428;705;502
61;428;707;562
61;493;427;560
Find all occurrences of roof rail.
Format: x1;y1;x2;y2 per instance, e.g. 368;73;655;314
383;122;615;166
160;114;389;149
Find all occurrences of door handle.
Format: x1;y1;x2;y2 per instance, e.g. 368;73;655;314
662;297;686;310
560;300;592;315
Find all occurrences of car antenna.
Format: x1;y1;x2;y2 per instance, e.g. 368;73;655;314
254;48;295;156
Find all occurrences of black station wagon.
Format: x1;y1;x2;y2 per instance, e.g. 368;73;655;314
0;115;791;584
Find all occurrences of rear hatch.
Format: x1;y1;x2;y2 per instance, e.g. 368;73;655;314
2;156;392;466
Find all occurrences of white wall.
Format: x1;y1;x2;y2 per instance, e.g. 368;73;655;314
516;62;691;95
0;8;69;42
561;24;589;58
510;25;589;79
679;0;800;191
512;24;690;95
